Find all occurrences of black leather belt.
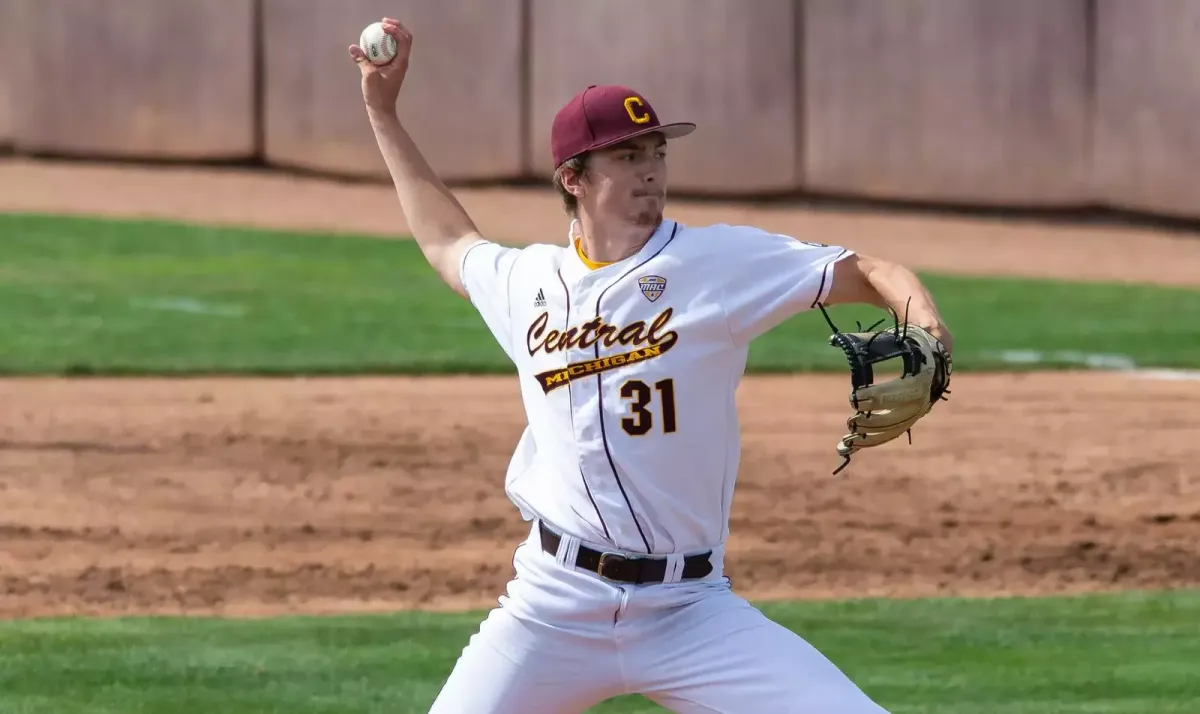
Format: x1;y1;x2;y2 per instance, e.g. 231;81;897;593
538;520;713;584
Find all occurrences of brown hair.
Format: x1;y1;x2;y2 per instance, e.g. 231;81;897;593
552;153;590;217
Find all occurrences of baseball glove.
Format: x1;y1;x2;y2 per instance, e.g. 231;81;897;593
818;303;952;474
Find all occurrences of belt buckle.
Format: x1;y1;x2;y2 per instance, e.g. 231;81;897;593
596;552;627;580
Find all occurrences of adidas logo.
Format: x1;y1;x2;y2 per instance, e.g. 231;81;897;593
534;288;547;308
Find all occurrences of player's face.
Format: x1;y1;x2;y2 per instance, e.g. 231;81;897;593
582;134;668;228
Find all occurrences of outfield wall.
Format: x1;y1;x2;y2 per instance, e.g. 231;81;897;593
7;0;258;159
3;1;1199;219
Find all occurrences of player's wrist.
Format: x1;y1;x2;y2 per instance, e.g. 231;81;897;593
365;103;400;122
920;321;953;354
897;305;952;353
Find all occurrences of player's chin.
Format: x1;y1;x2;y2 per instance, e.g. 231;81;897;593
632;207;664;227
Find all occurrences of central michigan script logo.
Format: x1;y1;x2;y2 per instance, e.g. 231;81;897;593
527;308;678;393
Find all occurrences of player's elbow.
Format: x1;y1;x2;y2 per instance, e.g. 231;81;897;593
823;253;887;307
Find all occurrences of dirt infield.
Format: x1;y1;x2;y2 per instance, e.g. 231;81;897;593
1;158;1198;618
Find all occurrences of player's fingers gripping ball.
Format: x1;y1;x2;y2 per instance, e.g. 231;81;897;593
820;306;952;473
359;21;398;65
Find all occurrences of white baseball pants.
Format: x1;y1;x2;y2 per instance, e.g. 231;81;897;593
427;523;890;713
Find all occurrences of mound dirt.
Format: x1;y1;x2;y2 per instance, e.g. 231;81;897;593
1;158;1198;618
1;374;1197;618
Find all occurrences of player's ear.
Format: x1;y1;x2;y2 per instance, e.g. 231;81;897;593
556;166;585;198
556;157;590;199
561;171;585;198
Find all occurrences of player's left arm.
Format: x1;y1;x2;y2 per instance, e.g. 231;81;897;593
823;254;954;354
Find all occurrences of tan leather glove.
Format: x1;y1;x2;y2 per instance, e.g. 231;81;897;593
823;315;952;474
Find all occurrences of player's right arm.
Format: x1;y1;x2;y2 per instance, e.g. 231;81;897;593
349;18;482;300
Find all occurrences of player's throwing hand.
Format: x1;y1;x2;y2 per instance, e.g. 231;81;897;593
348;17;412;112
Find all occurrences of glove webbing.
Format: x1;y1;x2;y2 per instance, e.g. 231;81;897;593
817;299;950;475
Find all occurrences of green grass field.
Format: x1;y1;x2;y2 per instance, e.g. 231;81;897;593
0;213;1195;375
2;212;1198;713
1;591;1197;713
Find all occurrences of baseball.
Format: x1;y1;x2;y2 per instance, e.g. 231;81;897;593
358;21;397;66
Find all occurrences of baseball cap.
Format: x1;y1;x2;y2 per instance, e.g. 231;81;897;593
551;84;696;168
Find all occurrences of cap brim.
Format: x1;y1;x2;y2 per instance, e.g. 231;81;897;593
589;122;697;152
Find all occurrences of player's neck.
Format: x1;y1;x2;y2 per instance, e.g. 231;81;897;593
574;214;657;264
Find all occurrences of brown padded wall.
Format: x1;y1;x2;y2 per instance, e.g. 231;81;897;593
1094;0;1200;218
262;0;523;181
13;0;257;158
802;0;1090;206
0;1;16;148
529;0;798;193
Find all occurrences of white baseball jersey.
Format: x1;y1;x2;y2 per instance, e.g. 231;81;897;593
459;218;852;556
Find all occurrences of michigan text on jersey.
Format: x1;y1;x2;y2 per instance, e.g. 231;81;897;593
527;308;678;394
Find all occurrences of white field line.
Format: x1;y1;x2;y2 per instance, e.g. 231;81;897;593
987;350;1200;382
128;297;245;317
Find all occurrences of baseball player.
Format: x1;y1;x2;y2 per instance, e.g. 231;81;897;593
351;18;953;713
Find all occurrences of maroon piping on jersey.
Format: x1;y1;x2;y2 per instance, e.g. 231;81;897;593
810;249;849;309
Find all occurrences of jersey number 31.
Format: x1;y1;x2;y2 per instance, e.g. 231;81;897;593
620;378;678;436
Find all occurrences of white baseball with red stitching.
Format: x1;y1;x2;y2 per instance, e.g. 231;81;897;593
358;22;396;66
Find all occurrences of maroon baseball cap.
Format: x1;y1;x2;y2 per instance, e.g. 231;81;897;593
551;84;696;168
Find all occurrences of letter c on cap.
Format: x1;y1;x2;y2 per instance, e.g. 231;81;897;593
624;96;650;124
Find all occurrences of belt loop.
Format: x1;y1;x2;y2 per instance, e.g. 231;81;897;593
555;532;581;569
664;553;684;584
